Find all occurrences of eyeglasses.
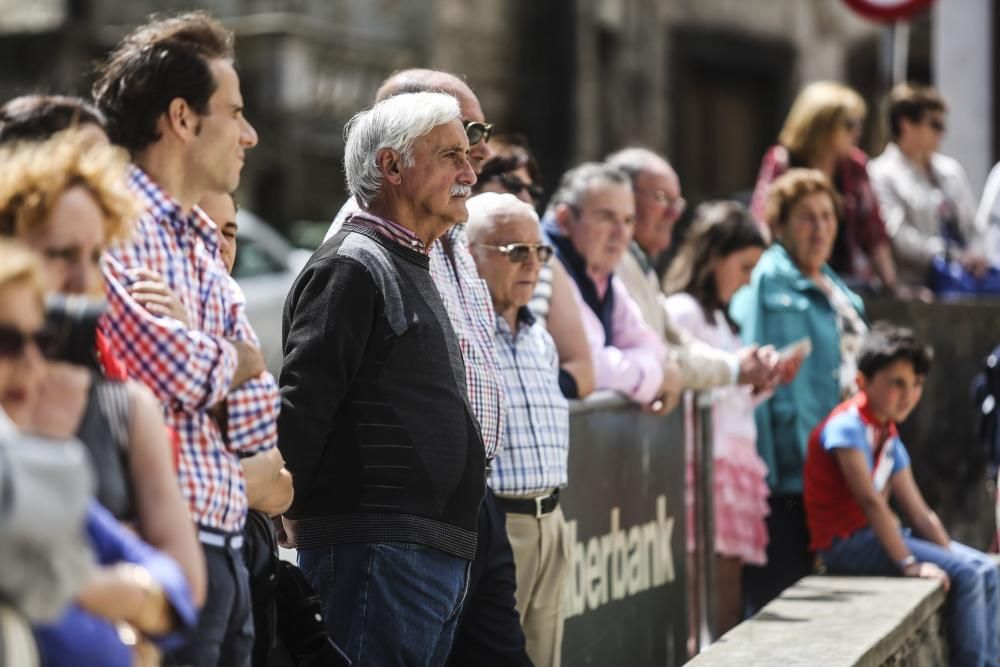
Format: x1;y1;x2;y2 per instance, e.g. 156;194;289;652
475;243;553;263
635;188;686;217
491;173;544;201
465;121;494;147
0;324;56;360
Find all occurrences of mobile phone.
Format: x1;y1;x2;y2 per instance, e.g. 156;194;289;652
777;337;812;362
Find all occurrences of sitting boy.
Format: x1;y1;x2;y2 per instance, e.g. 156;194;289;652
804;323;999;667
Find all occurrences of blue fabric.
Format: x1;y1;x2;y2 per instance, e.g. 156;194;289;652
491;308;570;496
928;256;1000;295
299;542;470;666
821;410;911;478
541;215;615;344
34;501;197;666
821;527;1000;667
729;243;866;494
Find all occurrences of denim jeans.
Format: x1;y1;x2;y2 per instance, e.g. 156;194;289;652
298;542;470;666
821;527;1000;667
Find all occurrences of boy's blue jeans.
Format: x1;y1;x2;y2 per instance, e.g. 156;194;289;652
820;527;999;667
298;542;470;666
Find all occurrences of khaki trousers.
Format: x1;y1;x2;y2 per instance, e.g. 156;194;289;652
503;503;571;667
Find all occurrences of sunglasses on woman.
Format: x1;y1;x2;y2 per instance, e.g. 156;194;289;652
0;324;56;359
476;243;554;263
465;121;494;147
490;173;544;201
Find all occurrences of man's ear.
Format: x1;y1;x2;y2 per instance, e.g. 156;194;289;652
855;370;868;393
376;148;404;186
164;97;196;142
554;203;575;233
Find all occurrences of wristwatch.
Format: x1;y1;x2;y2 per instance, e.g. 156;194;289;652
897;554;918;574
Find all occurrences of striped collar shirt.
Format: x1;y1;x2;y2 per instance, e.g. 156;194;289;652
101;165;279;532
429;225;506;460
491;307;570;495
345;210;430;256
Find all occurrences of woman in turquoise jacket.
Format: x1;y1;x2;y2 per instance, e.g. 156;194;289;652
730;169;867;615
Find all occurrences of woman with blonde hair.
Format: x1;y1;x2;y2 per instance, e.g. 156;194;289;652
750;81;901;295
0;240;196;666
0;130;206;609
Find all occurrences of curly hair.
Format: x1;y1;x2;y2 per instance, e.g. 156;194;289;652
663;201;766;330
92;11;234;154
0;239;45;308
763;168;841;234
0;130;139;244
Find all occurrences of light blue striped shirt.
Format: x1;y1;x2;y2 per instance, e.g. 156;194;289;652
491;308;570;495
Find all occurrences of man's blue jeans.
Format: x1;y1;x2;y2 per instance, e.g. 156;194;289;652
298;542;470;666
820;527;999;667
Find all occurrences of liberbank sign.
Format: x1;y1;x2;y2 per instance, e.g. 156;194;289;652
560;396;688;667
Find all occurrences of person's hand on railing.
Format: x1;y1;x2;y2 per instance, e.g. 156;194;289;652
647;359;682;416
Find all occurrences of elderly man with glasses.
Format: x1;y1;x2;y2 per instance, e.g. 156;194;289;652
606;148;779;394
466;192;570;667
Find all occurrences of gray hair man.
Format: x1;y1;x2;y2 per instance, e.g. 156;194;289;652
467;193;571;667
606;147;778;393
321;69;532;666
543;162;680;411
277;91;484;666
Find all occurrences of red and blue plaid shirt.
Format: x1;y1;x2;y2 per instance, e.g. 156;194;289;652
102;166;280;532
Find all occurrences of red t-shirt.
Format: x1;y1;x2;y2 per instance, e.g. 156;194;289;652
803;392;911;552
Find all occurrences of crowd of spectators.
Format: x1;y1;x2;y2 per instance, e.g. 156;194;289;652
0;8;999;667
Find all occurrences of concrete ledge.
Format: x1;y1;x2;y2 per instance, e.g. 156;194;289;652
685;576;947;666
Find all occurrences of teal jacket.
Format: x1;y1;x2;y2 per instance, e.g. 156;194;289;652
729;244;866;495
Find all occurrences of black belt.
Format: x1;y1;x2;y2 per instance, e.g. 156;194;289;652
497;489;560;517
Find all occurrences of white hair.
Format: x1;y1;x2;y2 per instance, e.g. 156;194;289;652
465;192;540;243
343;91;461;208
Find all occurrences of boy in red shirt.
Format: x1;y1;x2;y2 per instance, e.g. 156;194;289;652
804;323;998;667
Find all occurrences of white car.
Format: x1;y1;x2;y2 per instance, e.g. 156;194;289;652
233;209;313;376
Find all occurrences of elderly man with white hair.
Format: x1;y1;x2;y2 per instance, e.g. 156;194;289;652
466;192;571;667
277;91;484;666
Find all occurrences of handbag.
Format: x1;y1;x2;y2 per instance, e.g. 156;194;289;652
927;255;1000;295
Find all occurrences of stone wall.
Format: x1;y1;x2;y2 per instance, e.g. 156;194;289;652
686;576;949;667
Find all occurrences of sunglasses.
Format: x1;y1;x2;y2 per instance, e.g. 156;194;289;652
465;121;494;147
476;243;554;263
493;173;545;201
0;324;56;360
635;188;687;217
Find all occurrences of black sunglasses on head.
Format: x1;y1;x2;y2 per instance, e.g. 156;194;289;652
465;121;494;147
0;324;56;360
494;173;544;201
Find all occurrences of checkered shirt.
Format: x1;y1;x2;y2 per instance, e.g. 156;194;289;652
490;308;570;495
102;166;279;532
429;225;506;459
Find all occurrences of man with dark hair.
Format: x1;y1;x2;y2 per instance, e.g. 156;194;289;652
804;322;998;667
869;83;990;287
94;12;289;666
317;69;532;665
0;95;107;146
